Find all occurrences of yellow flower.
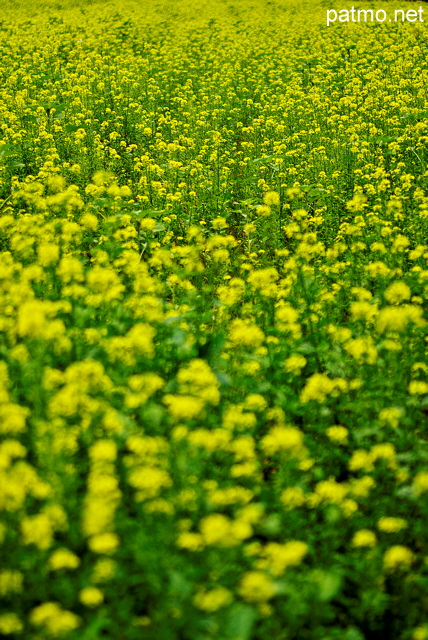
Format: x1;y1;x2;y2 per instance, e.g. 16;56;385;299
163;394;205;420
263;191;280;206
228;318;265;348
46;175;66;193
275;303;299;324
284;354;307;374
0;613;23;635
344;336;377;365
281;486;306;509
300;373;335;403
349;450;374;472
89;439;117;462
230;518;253;541
79;587;104;607
176;532;204;551
350;300;378;323
261;425;304;456
176;359;220;405
408;381;428;395
128;465;171;499
211;216;228;230
261;541;308;576
244;223;256;234
341;499;358;518
49;549;80;571
91;559;117;583
193;586;233;612
92;170;114;186
383;545;414;572
377;517;408;533
315;479;348;504
242;360;261;375
222;404;257;431
238;504;264;524
244;394;267;411
371;443;396;462
30;602;81;636
88;532;119;555
238;571;276;602
0;571;23;596
56;256;84;283
413;625;428;640
256;204;271;217
17;300;47;338
80;212;98;229
349;476;375;498
412;471;428;496
352;529;377;548
141;217;156;231
37;243;60;266
86;266;125;303
326;425;348;444
199;513;234;547
385;281;411;305
378;407;402;428
346;193;367;212
377;304;425;334
21;513;53;550
9;344;29;363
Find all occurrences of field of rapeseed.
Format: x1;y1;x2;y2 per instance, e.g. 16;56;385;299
1;0;428;637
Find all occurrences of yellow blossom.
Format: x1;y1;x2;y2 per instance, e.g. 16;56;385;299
377;517;408;533
238;571;276;602
88;533;119;555
0;613;23;634
49;549;81;571
383;546;414;572
30;602;81;636
412;471;428;496
352;529;377;548
263;191;280;206
326;425;348;444
79;587;104;607
385;281;411;305
193;587;233;612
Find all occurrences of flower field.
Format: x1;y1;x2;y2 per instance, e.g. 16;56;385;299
1;0;428;637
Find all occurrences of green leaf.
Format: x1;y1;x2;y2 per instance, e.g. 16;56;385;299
310;570;342;602
22;114;38;124
344;628;365;640
0;143;16;159
135;208;165;218
223;603;257;640
141;402;164;430
168;570;193;600
170;328;187;347
214;370;232;387
298;342;317;355
261;513;282;536
78;612;110;640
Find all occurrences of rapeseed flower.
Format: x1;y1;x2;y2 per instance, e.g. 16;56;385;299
352;530;377;548
193;586;233;612
383;546;414;572
238;572;276;603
